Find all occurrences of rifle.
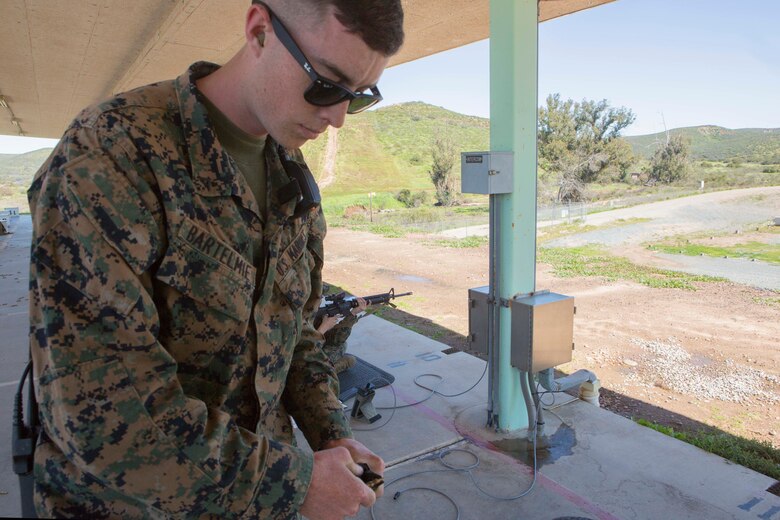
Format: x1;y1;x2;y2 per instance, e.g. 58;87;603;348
315;288;412;320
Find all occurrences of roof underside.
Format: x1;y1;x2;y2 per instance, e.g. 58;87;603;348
0;0;614;139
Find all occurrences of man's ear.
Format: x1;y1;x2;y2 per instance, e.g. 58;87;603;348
245;3;271;54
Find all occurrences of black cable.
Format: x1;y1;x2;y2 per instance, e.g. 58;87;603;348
13;361;32;431
370;410;540;520
351;378;399;432
372;360;489;412
355;363;542;518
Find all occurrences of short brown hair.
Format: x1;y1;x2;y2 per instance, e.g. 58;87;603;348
329;0;404;56
255;0;404;56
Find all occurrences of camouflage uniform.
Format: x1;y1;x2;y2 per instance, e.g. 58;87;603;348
27;62;350;519
322;314;359;367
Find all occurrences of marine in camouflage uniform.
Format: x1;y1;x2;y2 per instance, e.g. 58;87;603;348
28;62;350;518
322;313;360;373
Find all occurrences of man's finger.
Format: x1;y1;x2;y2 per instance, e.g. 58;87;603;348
358;484;377;508
347;461;364;478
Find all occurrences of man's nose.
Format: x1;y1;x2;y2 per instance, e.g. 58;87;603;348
319;100;350;129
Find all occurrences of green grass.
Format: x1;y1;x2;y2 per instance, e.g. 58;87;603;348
451;204;489;215
353;223;406;238
321;192;406;219
635;419;780;480
764;223;780;234
538;218;650;244
427;236;489;248
538;245;726;289
752;295;780;307
649;241;780;265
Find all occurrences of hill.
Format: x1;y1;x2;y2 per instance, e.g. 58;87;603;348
624;126;780;163
0;148;53;185
302;102;489;195
2;105;779;205
306;108;780;194
0;148;53;210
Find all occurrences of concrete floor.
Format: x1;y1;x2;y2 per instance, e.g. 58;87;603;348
2;215;779;519
343;317;780;520
0;215;34;518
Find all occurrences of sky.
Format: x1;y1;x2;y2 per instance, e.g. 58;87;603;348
378;0;780;136
1;0;778;154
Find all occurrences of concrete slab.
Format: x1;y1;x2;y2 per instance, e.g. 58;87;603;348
347;316;488;465
0;215;32;518
343;316;780;520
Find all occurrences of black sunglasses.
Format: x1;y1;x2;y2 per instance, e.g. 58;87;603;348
256;1;383;114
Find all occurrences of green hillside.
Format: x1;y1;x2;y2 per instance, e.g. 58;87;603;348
303;102;489;195
2;105;779;212
0;148;53;211
0;148;53;184
625;126;780;163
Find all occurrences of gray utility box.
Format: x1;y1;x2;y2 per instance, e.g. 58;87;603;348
467;286;490;355
461;151;513;194
511;292;574;373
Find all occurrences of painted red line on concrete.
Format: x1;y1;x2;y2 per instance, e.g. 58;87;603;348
390;385;623;520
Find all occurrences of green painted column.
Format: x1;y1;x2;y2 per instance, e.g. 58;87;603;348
490;0;538;431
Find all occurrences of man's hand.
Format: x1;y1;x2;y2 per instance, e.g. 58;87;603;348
316;314;340;334
323;438;385;497
300;446;377;520
350;297;368;316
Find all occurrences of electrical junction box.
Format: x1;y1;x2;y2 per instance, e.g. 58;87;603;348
461;151;514;194
467;286;490;355
510;291;575;373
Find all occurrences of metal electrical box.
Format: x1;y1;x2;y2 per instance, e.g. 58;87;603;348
467;286;490;355
461;151;514;194
510;291;575;373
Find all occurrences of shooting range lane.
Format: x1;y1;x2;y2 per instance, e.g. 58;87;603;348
345;315;780;520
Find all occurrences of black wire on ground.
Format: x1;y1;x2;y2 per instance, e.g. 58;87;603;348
348;360;489;431
354;366;592;517
370;401;541;520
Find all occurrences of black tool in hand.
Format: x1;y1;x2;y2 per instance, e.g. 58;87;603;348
358;463;384;492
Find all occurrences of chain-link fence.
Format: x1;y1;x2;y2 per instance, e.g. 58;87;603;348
538;202;586;225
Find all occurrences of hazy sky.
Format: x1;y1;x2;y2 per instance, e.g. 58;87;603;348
380;0;780;136
1;0;778;153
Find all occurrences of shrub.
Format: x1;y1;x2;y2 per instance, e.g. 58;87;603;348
395;189;429;208
395;189;412;206
410;191;428;207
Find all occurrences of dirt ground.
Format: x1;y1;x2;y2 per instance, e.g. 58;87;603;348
322;225;780;447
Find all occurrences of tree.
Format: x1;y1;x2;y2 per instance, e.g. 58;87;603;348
648;133;690;184
538;94;636;197
429;137;457;206
605;138;637;181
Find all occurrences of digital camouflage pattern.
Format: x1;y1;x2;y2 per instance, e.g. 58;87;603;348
322;314;359;366
27;62;350;519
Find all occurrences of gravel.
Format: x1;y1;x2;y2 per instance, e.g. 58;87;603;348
629;337;780;404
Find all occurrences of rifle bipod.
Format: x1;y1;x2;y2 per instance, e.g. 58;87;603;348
350;383;382;424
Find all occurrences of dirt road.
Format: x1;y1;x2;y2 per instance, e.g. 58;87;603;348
322;195;780;446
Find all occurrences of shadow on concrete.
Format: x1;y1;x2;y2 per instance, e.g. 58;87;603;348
324;283;775;460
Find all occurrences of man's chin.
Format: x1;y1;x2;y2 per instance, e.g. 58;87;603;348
273;132;317;150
